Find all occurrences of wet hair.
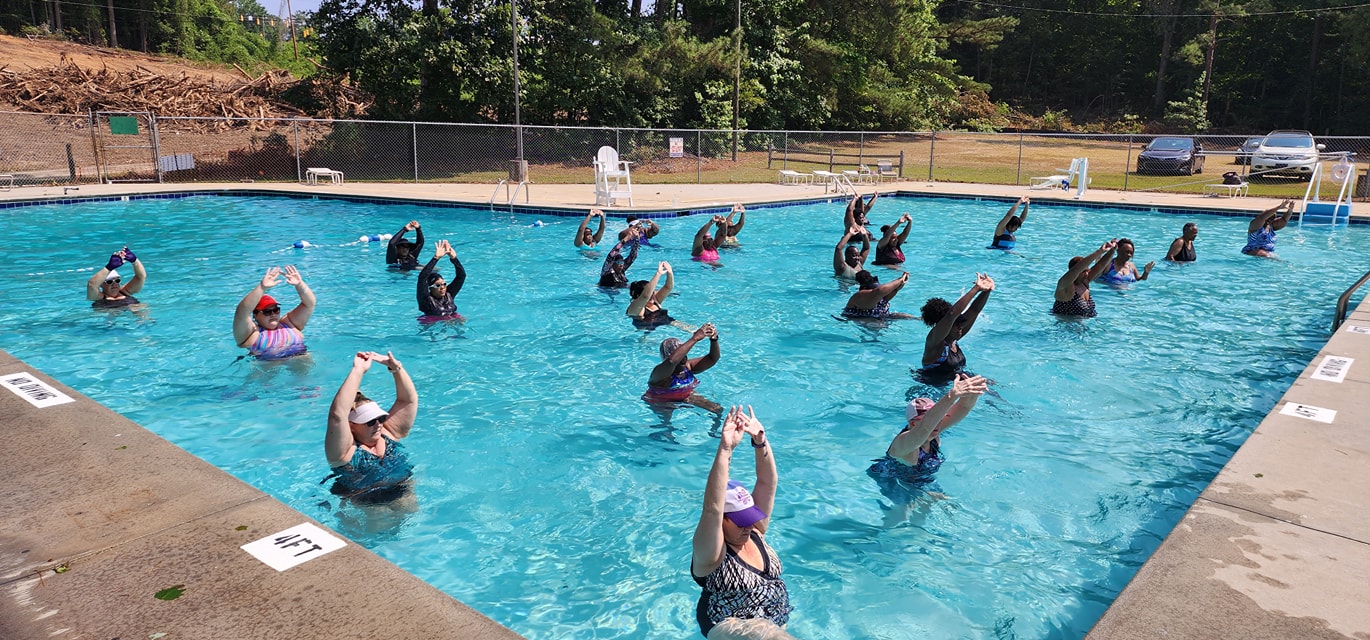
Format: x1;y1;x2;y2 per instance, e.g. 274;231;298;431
880;225;893;234
629;280;649;298
1068;256;1085;269
920;297;951;327
353;391;372;406
1183;222;1197;234
1006;216;1022;231
854;270;879;290
1117;238;1134;249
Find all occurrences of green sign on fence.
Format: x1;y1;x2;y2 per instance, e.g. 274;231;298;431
108;116;139;135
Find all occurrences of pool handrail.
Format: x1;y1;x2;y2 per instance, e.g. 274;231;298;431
1332;267;1370;331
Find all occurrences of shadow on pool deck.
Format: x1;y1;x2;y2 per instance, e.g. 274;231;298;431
0;350;522;639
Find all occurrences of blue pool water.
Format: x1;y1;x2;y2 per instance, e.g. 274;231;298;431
2;194;1361;638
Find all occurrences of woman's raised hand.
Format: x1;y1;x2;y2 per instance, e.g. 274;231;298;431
701;322;718;339
260;266;282;289
720;407;746;451
353;351;374;371
283;265;304;286
730;405;765;440
950;374;988;398
975;272;995;291
657;261;669;275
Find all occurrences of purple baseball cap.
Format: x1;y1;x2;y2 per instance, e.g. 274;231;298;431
723;480;768;528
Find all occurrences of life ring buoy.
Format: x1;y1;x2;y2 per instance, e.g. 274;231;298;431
1331;162;1354;182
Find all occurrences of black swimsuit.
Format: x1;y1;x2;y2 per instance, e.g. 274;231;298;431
1173;241;1195;262
92;296;138;309
632;306;673;329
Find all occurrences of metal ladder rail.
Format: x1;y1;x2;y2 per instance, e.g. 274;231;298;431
836;175;857;197
488;180;509;209
1332;267;1370;331
1299;164;1321;228
506;180;530;212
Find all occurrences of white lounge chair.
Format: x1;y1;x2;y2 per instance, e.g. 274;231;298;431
778;169;813;185
1030;157;1090;199
593;146;633;206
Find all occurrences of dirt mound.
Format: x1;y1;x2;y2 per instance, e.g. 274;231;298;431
0;35;369;123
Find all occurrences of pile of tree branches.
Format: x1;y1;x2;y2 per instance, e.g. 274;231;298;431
0;64;370;127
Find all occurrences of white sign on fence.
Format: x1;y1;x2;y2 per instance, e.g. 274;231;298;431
669;137;684;158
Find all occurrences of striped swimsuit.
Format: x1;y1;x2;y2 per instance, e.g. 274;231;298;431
693;532;791;636
249;324;307;360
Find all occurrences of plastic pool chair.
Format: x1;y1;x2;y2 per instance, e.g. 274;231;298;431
593;146;633;206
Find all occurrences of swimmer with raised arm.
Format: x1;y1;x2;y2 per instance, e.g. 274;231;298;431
691;405;792;638
575;209;607;249
693;216;723;264
599;227;641;288
1242;199;1295;258
86;247;146;308
324;351;417;503
1097;238;1154;284
627;261;680;330
989;196;1029;250
843;192;879;241
716;204;746;247
919;273;994;383
234;266;316;359
872;213;912;266
1166;223;1198;262
834;226;871;280
386;220;425;271
646;323;721;409
1052;239;1116;318
867;374;987;524
841;270;915;320
417;239;466;320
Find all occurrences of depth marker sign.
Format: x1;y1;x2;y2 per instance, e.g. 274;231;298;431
242;523;345;571
0;372;74;408
1311;355;1353;383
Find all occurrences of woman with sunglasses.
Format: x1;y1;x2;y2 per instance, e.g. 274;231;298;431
325;351;417;503
691;405;792;638
417;239;466;321
233;266;316;360
86;246;146;308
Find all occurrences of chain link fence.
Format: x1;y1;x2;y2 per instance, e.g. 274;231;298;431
5;111;1370;200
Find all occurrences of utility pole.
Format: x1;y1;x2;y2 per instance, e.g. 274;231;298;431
731;0;740;161
512;0;524;162
286;0;298;60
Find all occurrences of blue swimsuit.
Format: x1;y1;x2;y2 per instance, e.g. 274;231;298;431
329;436;414;501
1098;262;1137;284
867;438;944;503
1243;227;1277;255
989;233;1015;250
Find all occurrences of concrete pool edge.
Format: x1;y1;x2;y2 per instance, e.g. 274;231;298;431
5;179;1358;223
1086;294;1370;640
0;351;522;639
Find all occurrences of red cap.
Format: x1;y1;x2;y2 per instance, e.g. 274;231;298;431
255;295;278;311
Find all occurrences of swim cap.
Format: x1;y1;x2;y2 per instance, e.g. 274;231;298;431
255;295;278;311
906;397;936;421
659;337;683;361
723;480;768;527
104;269;120;282
348;401;388;425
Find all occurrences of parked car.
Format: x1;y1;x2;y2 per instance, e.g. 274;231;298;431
1136;137;1205;175
1251;130;1324;179
1235;137;1263;165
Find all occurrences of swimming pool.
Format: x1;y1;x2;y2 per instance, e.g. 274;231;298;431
2;194;1360;639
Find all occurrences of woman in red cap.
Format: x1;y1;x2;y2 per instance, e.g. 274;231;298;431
691;405;792;637
233;266;316;359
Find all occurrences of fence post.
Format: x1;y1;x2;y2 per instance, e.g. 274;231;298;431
1124;134;1133;192
899;150;905;178
412;122;419;183
1016;130;1024;186
697;130;702;184
149;113;162;183
859;132;865;166
767;145;772;169
293;120;302;184
88;109;103;184
828;148;834;172
928;131;936;181
616;129;621;152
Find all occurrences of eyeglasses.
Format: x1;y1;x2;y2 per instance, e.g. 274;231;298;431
105;277;121;285
429;282;446;290
365;416;386;427
255;306;281;315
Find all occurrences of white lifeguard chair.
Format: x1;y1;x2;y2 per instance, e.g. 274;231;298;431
1299;155;1356;227
1030;157;1089;199
593;146;633;207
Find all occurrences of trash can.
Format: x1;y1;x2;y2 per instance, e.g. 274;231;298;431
508;160;529;183
1356;168;1370;200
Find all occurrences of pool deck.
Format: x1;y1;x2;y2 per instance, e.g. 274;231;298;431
2;178;1369;639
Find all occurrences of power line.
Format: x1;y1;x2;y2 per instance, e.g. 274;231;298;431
952;0;1370;19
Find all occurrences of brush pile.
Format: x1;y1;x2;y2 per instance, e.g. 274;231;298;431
0;64;370;128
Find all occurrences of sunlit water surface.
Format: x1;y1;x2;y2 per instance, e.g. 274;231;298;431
1;194;1361;639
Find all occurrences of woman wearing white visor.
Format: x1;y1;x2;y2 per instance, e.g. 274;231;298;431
324;351;417;503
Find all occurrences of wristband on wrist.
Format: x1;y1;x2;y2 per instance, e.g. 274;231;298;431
751;437;767;448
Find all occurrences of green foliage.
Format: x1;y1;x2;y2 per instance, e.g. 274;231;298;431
1164;73;1210;133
